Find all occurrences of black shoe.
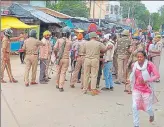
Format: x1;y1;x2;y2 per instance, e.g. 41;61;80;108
44;79;49;82
96;84;99;88
101;87;110;91
110;87;114;91
56;85;59;89
59;88;64;92
48;77;51;79
40;81;48;84
114;81;121;84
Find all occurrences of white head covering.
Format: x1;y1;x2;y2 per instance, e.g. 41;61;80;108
104;33;112;39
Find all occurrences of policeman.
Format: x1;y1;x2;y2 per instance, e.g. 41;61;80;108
22;29;45;86
1;29;22;83
127;36;145;68
149;35;163;82
115;30;131;85
70;33;85;88
83;32;112;96
54;27;72;92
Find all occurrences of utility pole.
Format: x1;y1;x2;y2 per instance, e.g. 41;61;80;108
128;7;130;19
93;0;95;21
99;1;102;27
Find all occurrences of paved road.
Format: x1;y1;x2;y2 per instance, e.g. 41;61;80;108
1;50;164;127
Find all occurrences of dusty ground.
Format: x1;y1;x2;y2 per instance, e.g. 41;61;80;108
1;50;164;127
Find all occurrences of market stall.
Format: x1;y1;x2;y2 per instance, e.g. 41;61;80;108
1;16;39;52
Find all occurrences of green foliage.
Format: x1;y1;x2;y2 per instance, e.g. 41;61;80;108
150;13;161;31
46;1;89;18
120;1;150;29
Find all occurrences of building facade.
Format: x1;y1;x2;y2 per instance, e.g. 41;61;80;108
86;1;109;19
105;1;122;22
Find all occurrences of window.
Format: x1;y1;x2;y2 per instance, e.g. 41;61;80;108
106;5;109;12
110;5;114;14
114;5;119;15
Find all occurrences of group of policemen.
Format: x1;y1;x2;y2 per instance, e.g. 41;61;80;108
1;27;162;96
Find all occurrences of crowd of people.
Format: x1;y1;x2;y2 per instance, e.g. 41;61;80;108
1;25;163;127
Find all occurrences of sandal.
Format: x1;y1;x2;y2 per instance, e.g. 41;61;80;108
70;85;75;88
25;83;29;87
1;80;7;83
56;85;59;89
124;90;129;92
59;88;64;92
128;91;132;94
10;78;18;83
30;82;38;85
149;116;154;122
89;89;99;96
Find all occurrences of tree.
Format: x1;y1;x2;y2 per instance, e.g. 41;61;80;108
120;1;150;29
46;1;89;18
150;13;161;31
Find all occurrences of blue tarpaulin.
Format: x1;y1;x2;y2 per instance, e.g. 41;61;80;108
10;41;21;52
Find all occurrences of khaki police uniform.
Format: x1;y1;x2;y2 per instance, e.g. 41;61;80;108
70;40;86;87
54;37;71;89
83;40;106;91
116;36;131;83
151;40;163;72
22;37;44;85
1;36;16;82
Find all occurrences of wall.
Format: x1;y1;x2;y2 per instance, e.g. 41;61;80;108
86;1;109;19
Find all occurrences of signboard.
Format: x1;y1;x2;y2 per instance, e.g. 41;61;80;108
1;10;10;15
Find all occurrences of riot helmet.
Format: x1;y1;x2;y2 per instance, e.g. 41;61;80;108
29;29;37;38
4;28;13;37
61;26;71;38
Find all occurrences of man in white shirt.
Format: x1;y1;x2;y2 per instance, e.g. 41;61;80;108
101;35;115;91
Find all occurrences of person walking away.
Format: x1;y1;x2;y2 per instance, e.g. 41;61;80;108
101;35;115;91
39;30;51;84
69;36;78;72
129;51;160;127
54;27;72;92
95;34;105;89
149;35;163;82
111;34;118;78
70;33;85;88
83;32;113;95
19;32;25;64
146;37;153;61
22;29;45;86
1;29;23;83
115;30;131;85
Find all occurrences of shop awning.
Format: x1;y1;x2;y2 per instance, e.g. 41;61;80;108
1;16;38;31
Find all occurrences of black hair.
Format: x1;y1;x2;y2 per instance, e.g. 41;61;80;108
62;32;70;38
148;36;153;41
137;51;147;59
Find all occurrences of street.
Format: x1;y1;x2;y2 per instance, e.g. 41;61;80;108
1;50;164;127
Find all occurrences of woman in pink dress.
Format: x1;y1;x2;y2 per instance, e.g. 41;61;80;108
130;51;160;127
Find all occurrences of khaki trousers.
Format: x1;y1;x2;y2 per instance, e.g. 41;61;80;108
24;55;38;83
45;55;51;78
1;55;13;81
70;56;84;86
117;55;128;82
152;56;161;72
113;53;118;76
83;58;99;90
56;58;69;88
